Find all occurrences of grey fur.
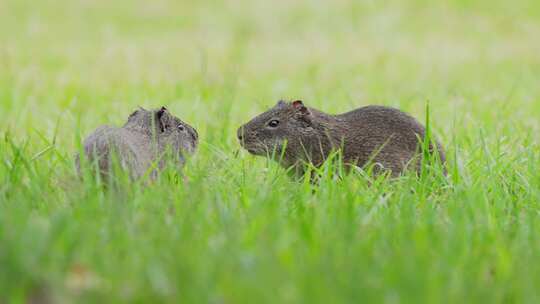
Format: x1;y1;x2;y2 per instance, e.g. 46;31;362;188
76;107;198;180
237;100;446;177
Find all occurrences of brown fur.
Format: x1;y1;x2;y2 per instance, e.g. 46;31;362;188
237;100;445;177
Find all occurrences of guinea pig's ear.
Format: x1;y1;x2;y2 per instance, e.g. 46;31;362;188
156;106;169;132
128;109;139;119
292;100;310;115
292;100;312;125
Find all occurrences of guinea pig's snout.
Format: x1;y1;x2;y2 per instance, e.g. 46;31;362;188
237;127;245;141
190;128;198;142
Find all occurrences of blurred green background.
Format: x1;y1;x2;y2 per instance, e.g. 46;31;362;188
1;0;540;303
2;0;539;141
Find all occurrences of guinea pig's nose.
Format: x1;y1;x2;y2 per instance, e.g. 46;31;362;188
237;128;244;141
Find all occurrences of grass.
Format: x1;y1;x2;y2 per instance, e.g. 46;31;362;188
1;0;540;302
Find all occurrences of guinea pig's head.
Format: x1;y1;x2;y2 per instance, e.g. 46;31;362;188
126;107;198;156
237;100;314;157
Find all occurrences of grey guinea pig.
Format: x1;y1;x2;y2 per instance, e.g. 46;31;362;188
76;106;198;180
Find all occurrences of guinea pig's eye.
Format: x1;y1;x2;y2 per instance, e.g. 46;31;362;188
267;120;280;128
177;124;185;131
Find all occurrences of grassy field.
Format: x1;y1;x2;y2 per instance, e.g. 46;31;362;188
2;0;540;302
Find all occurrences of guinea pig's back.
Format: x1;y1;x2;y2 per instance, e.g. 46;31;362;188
339;105;445;174
80;126;147;178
